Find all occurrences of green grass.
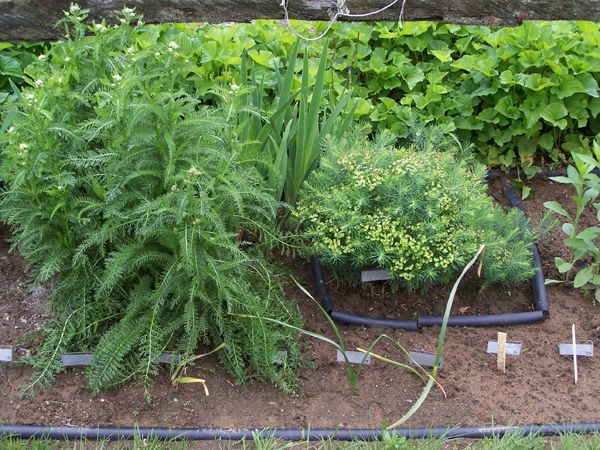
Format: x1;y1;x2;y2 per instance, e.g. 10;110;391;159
1;431;600;449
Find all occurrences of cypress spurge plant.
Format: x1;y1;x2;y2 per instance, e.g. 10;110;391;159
293;127;534;291
0;5;301;398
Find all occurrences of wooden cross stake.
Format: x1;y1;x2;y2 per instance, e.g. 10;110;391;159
497;332;507;374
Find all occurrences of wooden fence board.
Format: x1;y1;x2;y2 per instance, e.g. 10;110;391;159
1;1;599;41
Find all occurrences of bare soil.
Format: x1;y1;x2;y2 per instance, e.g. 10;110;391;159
1;177;599;435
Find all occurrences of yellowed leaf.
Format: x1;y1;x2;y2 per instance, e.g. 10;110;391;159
176;376;206;384
174;376;210;396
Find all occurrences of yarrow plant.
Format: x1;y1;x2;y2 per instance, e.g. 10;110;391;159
292;127;535;290
0;5;302;398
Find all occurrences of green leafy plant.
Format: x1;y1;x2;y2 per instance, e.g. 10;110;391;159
7;19;592;175
0;42;47;183
0;42;45;108
544;140;600;301
292;126;534;291
234;40;356;206
163;19;600;172
0;5;302;398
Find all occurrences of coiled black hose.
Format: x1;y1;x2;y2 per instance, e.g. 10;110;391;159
310;172;550;330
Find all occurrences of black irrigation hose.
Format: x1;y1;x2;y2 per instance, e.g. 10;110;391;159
502;177;549;314
2;423;600;441
417;311;545;328
486;166;600;182
331;310;419;330
310;171;551;330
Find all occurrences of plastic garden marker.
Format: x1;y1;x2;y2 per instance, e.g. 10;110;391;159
361;269;391;282
559;341;594;357
157;353;181;364
408;351;443;370
62;352;181;367
487;341;522;356
336;349;371;365
273;350;288;365
497;332;507;373
0;347;12;363
61;353;92;367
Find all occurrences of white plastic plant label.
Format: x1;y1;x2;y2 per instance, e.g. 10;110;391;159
487;341;522;356
409;350;443;369
337;350;371;365
559;341;594;357
0;347;13;362
361;269;391;282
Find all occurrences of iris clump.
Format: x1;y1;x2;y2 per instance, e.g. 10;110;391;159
293;127;535;290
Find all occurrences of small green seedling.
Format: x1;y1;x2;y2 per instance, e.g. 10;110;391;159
544;141;600;302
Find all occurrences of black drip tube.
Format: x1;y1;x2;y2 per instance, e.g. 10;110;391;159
2;423;600;441
331;310;419;331
417;311;545;328
501;177;549;314
310;172;550;330
486;166;600;182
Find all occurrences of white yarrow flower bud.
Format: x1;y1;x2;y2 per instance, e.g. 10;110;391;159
188;166;201;176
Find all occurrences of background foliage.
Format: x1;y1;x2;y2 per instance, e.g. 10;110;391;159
169;19;600;172
2;20;599;173
0;42;46;136
0;42;45;105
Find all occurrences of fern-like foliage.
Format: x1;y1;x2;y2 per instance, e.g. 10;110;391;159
0;7;301;397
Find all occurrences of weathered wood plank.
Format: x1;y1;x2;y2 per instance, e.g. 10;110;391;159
1;1;599;41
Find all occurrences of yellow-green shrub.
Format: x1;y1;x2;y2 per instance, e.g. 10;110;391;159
293;128;534;290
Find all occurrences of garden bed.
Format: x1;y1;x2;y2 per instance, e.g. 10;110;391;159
1;177;599;432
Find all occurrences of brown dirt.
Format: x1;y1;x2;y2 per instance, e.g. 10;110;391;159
1;177;600;435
